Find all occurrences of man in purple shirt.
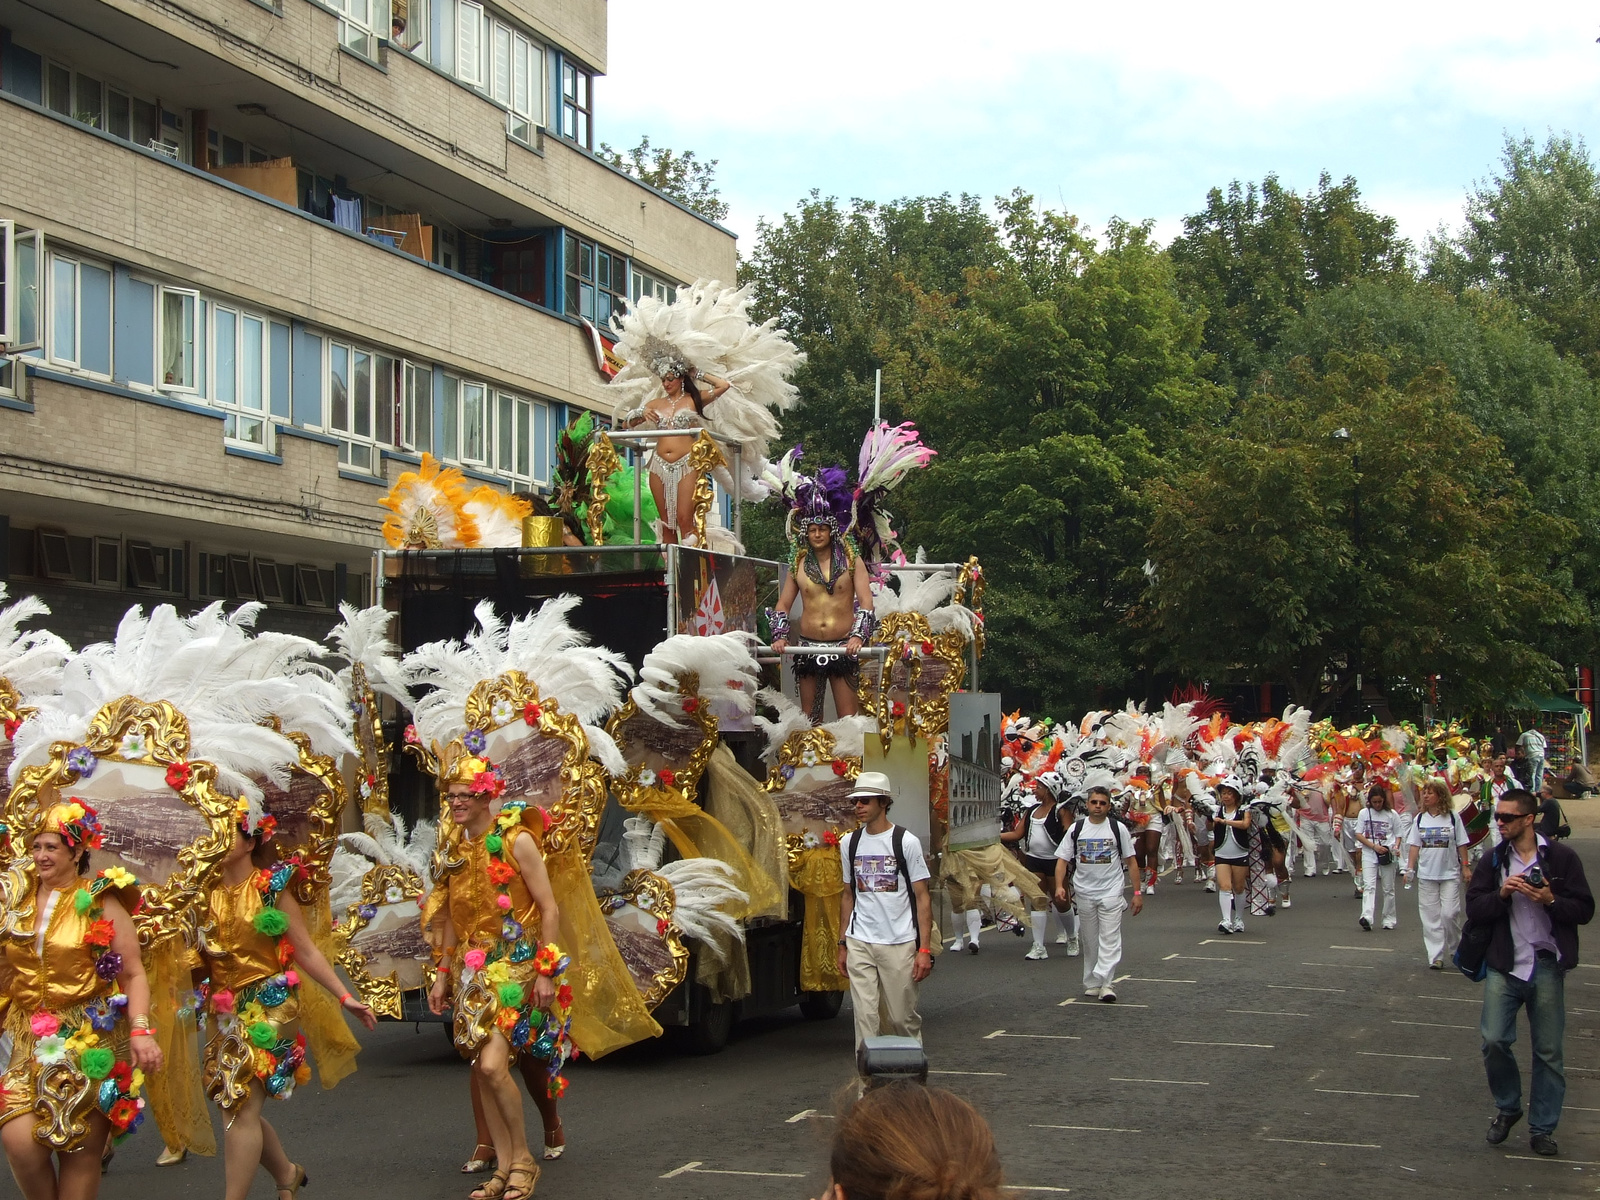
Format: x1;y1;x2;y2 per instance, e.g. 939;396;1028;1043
1466;788;1594;1156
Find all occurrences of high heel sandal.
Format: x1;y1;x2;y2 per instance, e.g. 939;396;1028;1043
503;1159;540;1200
542;1121;565;1161
462;1143;498;1174
469;1169;508;1200
277;1164;309;1199
156;1146;188;1166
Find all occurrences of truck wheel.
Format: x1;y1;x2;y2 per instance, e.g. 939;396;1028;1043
798;989;844;1020
683;997;733;1054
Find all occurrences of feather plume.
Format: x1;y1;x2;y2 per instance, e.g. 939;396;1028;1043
854;421;935;564
658;856;748;957
325;603;411;703
634;633;761;728
0;583;69;704
379;454;479;549
463;485;533;550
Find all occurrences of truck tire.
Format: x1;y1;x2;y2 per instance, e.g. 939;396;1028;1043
798;989;844;1020
682;996;733;1054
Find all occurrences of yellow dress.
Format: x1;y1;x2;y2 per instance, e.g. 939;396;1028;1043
198;864;310;1112
0;871;144;1150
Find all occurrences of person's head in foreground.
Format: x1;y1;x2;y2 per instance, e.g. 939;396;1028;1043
819;1081;1004;1200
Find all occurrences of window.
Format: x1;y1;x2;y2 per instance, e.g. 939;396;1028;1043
460;380;487;462
211;304;271;447
47;252;112;376
393;0;428;56
159;287;198;390
488;391;554;488
561;60;592;148
508;31;541;143
330;0;387;59
0;222;43;351
456;0;485;85
327;341;397;470
206;129;272;168
127;541;185;594
441;372;459;459
402;361;432;452
631;267;678;307
564;233;626;325
489;238;545;306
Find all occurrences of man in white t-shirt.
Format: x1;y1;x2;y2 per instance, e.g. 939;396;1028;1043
837;771;933;1049
1053;786;1143;1002
1518;728;1548;793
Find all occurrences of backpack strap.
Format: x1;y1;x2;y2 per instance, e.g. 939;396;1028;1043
846;827;864;937
891;825;924;951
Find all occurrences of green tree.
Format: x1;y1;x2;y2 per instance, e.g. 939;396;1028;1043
1137;353;1577;715
598;136;730;223
1169;172;1413;398
1428;133;1600;376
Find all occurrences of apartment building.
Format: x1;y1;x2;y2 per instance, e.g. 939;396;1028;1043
0;0;737;642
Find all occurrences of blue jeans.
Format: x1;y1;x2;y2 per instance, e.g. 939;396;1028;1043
1481;953;1566;1134
1528;757;1546;793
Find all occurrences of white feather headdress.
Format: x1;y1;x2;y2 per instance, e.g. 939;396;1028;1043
633;632;761;728
401;597;633;773
754;688;874;763
325;603;412;704
870;553;977;641
0;583;69;706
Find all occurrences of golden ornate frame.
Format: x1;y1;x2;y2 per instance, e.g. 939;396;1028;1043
0;677;32;726
2;697;238;949
350;663;392;817
605;671;721;814
585;432;624;546
761;726;863;873
857;612;969;752
266;724;347;906
685;432;728;546
596;868;690;1011
328;862;425;1020
955;556;987;657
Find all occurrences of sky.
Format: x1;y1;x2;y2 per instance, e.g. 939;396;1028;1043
600;1;1600;253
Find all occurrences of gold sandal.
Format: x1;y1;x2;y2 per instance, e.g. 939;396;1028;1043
462;1144;498;1174
503;1161;540;1200
277;1164;308;1199
542;1122;565;1161
470;1169;508;1200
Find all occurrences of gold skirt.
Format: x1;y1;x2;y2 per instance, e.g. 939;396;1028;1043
451;958;542;1061
204;983;305;1113
0;1002;137;1151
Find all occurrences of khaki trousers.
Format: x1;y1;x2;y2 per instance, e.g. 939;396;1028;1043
844;938;922;1049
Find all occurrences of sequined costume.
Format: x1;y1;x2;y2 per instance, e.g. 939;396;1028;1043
0;869;147;1150
198;860;312;1113
629;406;703;535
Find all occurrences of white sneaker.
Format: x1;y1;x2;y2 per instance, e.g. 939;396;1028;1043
1065;937;1081;958
1281;895;1292;909
1025;944;1049;961
1055;931;1071;945
1084;986;1103;999
1098;988;1117;1003
1382;921;1397;930
1322;866;1332;876
1194;868;1208;884
1204;880;1217;893
1304;869;1316;879
1231;920;1245;933
1173;871;1185;885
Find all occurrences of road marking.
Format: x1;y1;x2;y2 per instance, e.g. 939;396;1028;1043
1415;995;1478;1003
984;1030;1081;1041
1568;1065;1600;1073
1391;1019;1474;1031
1199;938;1265;945
1032;1123;1141;1133
785;1110;816;1123
1007;1187;1074;1194
931;1070;1007;1076
1110;1077;1209;1086
1228;1009;1307;1017
1314;1088;1418;1098
1358;1051;1451;1061
1164;952;1232;961
1265;1137;1380;1149
1058;998;1149;1008
661;1162;807;1179
1563;1106;1600;1112
1269;984;1345;993
1302;962;1374;969
1503;1154;1600;1165
1329;945;1394;952
1174;1040;1274;1049
1113;976;1197;984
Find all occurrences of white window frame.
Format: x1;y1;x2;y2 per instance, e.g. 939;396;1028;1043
508;30;541;143
401;359;431;453
2;225;42;353
326;339;398;472
46;251;110;378
210;302;273;450
158;286;200;393
459;379;487;464
456;0;485;86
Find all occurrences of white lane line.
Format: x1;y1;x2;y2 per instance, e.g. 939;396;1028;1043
661;1162;808;1179
1058;998;1149;1008
1503;1154;1600;1165
1199;938;1265;945
1114;976;1197;984
931;1070;1007;1076
1110;1077;1209;1086
785;1109;816;1123
1007;1187;1073;1194
1315;1088;1418;1098
1031;1123;1141;1134
1562;1106;1600;1112
1329;945;1394;952
1569;1065;1600;1073
1164;953;1232;961
984;1030;1081;1041
1302;962;1374;969
1416;995;1478;1003
1175;1040;1274;1049
1229;1009;1308;1017
1269;984;1345;993
1358;1051;1451;1061
1265;1137;1380;1149
1391;1019;1474;1031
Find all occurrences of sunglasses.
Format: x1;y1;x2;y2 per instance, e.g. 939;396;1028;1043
1493;811;1529;824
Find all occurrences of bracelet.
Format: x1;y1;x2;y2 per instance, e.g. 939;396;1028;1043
129;1029;155;1038
130;1015;151;1031
768;608;791;642
339;992;355;1005
849;607;874;642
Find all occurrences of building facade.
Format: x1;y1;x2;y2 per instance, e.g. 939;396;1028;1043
0;0;736;642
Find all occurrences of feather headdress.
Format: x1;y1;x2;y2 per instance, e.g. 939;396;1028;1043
401;596;632;774
854;421;935;565
380;453;479;549
463;485;533;550
0;583;69;713
324;603;411;704
754;689;874;764
633;632;761;729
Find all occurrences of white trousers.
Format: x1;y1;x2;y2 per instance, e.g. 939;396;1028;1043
1417;876;1464;965
1361;857;1398;926
1076;895;1126;990
1297;819;1333;873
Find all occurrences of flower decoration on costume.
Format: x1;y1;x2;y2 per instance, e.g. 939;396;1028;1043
44;800;105;850
117;730;149;760
822;829;841;848
403;724;420;745
235;795;277;841
637;768;657;788
463;728;488;755
164;760;192;790
522;702;542;726
657;769;676;789
831;759;849;776
65;747;96;777
801;830;821;850
2;717;19;741
490;698;516;726
468;763;506;800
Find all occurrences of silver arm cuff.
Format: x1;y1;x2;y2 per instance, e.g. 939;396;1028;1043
850;607;874;641
768;608;791;641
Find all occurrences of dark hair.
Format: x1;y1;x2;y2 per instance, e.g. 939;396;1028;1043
1499;787;1537;816
1086;786;1112;802
1366;784;1390;805
830;1082;1004;1200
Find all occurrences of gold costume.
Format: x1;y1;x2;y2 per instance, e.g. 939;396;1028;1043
0;872;143;1151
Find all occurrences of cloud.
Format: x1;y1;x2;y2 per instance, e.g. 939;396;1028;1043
599;1;1600;247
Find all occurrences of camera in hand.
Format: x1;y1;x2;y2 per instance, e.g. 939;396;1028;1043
1525;865;1546;889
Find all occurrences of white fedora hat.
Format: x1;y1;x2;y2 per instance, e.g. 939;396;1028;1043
848;771;893;801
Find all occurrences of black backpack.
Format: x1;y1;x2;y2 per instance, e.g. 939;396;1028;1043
847;825;924;949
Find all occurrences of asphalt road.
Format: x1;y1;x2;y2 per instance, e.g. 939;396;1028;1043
83;835;1600;1200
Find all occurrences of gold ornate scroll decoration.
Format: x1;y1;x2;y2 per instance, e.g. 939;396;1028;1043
858;612;968;753
3;697;238;951
596;868;690;1010
585;432;623;546
605;672;721;814
0;676;32;726
32;1058;95;1150
328;863;424;1020
350;663;392;816
268;724;347;905
686;431;729;547
955;556;986;658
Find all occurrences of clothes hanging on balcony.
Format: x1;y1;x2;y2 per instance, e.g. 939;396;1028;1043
331;195;363;234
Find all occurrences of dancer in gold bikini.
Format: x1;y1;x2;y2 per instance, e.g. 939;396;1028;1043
197;797;376;1200
0;803;160;1200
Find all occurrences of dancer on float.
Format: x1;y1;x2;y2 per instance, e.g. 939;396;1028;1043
198;798;377;1200
0;804;160;1200
620;362;732;543
426;754;571;1200
1212;779;1252;934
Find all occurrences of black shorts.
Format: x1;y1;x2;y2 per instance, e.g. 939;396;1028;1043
791;639;859;681
1023;854;1057;875
1214;853;1248;866
1264;827;1287;853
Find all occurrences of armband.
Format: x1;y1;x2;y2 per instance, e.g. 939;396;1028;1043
849;607;874;642
768;608;791;642
620;405;646;425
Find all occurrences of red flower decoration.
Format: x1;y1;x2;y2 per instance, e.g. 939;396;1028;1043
85;918;116;949
108;1098;138;1129
277;939;297;967
403;724;420;744
165;761;192;790
111;1063;132;1089
556;983;573;1008
485;859;516;885
891;701;907;718
523;702;542;726
655;917;669;936
831;760;848;777
822;829;840;847
657;769;676;788
682;697;700;713
3;717;19;741
920;640;934;655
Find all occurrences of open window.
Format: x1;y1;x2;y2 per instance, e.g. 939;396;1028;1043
159;287;199;391
1;223;44;353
